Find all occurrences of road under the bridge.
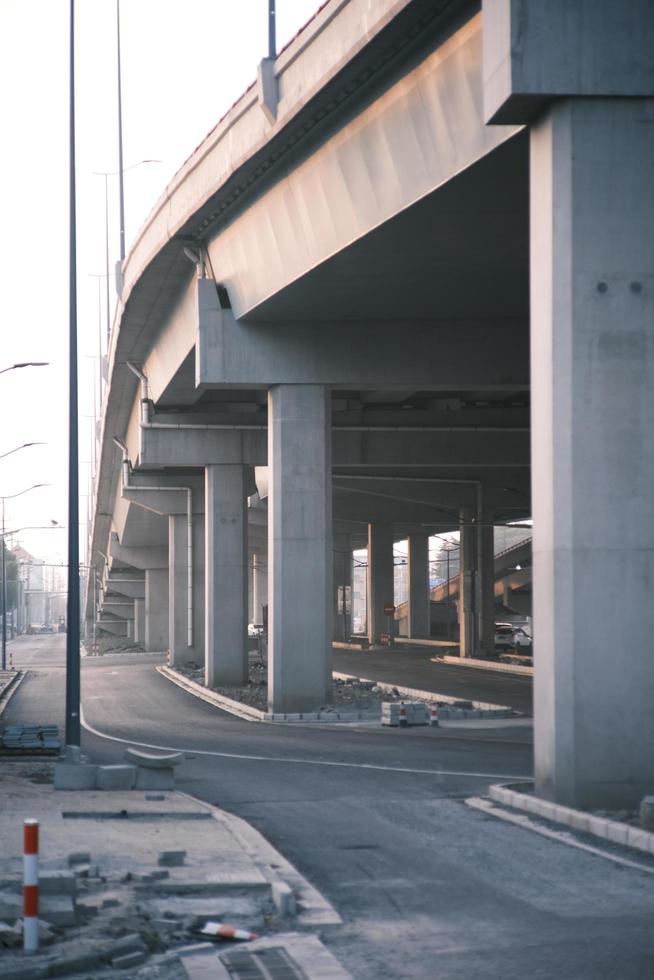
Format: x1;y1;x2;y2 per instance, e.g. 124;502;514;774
5;636;654;980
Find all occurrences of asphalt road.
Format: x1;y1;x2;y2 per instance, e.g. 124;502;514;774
332;646;533;714
5;635;654;980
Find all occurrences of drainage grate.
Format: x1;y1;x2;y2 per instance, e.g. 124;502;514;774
222;946;309;980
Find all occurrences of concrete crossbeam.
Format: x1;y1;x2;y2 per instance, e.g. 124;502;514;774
197;281;528;389
139;418;529;469
483;0;654;124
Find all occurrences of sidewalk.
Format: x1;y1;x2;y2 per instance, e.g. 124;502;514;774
0;759;349;980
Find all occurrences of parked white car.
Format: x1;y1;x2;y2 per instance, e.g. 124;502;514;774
494;623;532;652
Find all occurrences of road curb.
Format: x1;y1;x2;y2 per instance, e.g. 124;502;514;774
176;791;342;927
435;655;533;676
489;782;654;856
157;665;516;722
332;671;516;716
0;670;26;718
156;666;265;721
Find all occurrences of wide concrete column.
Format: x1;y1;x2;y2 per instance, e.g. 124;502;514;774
333;533;352;641
407;533;430;639
205;465;248;687
530;98;654;808
169;513;205;668
367;523;394;645
477;515;495;656
268;385;331;712
133;598;145;644
145;569;168;652
252;552;268;626
458;511;475;658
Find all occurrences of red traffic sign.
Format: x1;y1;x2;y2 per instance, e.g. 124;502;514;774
383;602;395;616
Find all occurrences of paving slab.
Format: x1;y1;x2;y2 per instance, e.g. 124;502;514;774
0;760;341;978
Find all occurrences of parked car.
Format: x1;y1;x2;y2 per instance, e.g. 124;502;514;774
248;623;264;638
494;623;532;652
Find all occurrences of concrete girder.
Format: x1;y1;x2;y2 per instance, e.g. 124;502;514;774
197;281;528;390
109;533;168;571
201;14;519;319
97;618;128;637
100;601;134;620
138;419;529;470
121;472;205;518
483;0;654;125
105;576;146;600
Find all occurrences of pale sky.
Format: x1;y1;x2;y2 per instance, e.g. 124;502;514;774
0;0;319;564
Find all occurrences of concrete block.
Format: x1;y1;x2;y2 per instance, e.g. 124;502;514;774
158;850;186;867
96;764;137;790
606;821;629;847
67;851;91;866
40;894;76;927
109;932;148;955
39;871;76;896
54;763;98;790
272;881;296;917
0;919;22;947
36;919;57;945
135;766;175;790
0;963;48;980
627;828;652;853
639;795;654;831
112;949;147;969
568;811;590;834
124;747;183;768
586;815;610;839
49;949;103;976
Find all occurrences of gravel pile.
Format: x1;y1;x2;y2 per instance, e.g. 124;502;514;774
176;663;412;714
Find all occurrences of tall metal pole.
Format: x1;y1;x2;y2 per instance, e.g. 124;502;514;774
116;0;126;263
96;276;102;432
66;0;81;752
2;499;6;671
268;0;276;59
103;174;111;343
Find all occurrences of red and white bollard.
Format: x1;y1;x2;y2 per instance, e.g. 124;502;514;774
429;703;439;727
398;702;408;727
23;819;39;953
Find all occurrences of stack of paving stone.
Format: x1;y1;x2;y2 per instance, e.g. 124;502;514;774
381;701;428;726
1;724;61;753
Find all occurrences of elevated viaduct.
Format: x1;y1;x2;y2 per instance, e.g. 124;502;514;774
88;0;654;810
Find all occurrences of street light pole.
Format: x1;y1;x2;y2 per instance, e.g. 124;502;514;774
66;0;81;753
116;0;125;263
268;0;276;59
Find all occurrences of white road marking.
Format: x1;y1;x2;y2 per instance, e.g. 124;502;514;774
80;707;532;781
465;797;654;875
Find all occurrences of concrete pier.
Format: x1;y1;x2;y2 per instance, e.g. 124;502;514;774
268;385;332;712
367;524;394;646
205;465;248;687
530;97;654;809
407;533;430;639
